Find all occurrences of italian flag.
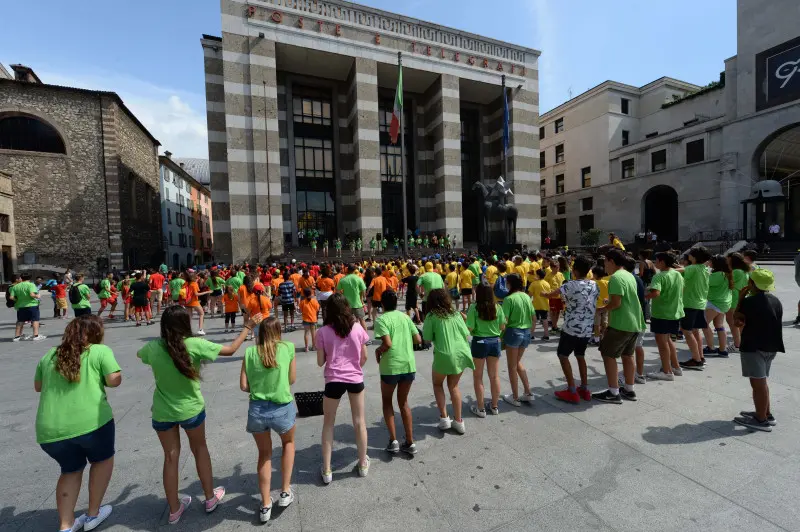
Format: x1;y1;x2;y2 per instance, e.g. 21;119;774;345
389;65;403;145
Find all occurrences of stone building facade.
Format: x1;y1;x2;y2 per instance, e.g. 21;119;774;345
203;0;540;262
0;66;161;273
539;0;800;246
0;170;16;283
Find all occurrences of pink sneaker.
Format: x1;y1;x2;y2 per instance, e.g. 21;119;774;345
205;487;225;513
168;496;191;525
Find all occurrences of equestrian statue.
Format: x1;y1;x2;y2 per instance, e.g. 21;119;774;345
472;176;518;245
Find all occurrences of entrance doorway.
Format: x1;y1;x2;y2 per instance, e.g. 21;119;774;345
754;123;800;238
643;185;678;242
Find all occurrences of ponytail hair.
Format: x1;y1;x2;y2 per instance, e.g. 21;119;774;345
55;315;105;382
159;306;199;380
256;317;282;368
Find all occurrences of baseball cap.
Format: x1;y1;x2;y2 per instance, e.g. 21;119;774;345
253;282;265;291
750;269;775;291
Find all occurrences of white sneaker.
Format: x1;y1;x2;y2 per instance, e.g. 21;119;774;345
635;373;647;384
195;330;206;336
320;466;332;485
438;416;452;430
259;500;272;523
69;514;88;532
519;393;535;404
12;336;22;342
647;370;675;381
277;488;295;507
672;367;684;376
358;456;371;477
83;505;113;531
451;419;465;434
502;394;521;407
470;404;487;418
32;335;47;342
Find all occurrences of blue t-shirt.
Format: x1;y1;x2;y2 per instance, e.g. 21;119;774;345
279;281;296;304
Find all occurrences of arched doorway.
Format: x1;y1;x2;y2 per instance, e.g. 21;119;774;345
753;123;800;238
643;185;678;242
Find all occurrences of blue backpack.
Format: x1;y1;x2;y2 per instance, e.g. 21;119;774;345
494;275;510;300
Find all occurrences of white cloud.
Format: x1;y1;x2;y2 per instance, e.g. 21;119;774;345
37;69;209;158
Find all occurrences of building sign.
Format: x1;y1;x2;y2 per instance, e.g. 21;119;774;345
756;35;800;111
246;0;534;65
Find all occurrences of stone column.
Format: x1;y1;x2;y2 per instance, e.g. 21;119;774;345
99;95;123;270
426;74;462;243
347;58;382;240
507;87;541;247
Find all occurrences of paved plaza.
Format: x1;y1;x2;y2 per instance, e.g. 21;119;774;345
1;265;799;532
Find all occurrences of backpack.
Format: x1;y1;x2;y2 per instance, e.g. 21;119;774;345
179;285;190;305
494;275;510;300
94;282;102;295
69;284;83;305
5;288;14;308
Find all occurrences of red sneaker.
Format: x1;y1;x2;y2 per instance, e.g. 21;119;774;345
554;389;580;404
578;387;592;401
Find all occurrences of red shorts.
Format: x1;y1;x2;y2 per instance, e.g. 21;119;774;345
134;306;149;313
100;298;114;308
549;298;564;312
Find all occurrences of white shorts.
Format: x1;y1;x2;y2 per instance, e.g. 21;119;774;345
150;289;163;302
636;331;646;348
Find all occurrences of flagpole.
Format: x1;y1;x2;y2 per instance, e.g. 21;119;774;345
399;51;408;257
502;74;508;187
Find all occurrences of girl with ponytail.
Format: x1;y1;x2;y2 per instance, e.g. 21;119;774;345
240;317;297;521
138;305;264;525
35;315;121;532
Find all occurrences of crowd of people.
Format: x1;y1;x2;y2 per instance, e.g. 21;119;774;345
9;244;788;531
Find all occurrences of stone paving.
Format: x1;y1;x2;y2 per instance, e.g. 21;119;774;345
2;265;800;532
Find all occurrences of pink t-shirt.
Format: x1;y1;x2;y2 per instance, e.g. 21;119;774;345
316;322;369;384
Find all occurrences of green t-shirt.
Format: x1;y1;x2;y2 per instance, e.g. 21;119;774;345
608;269;645;333
206;276;221;291
10;281;39;309
34;344;120;444
98;279;111;299
237;271;246;281
468;262;482;285
226;275;242;292
422;312;475;375
732;269;749;305
337;274;367;309
418;271;444;301
707;271;733;312
244;342;295;404
501;291;534;330
71;283;92;309
682;264;709;310
466;303;506;338
139;337;222;422
374;310;419;375
648;270;684;321
169;278;186;301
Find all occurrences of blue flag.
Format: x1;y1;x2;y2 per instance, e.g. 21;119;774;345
502;87;510;155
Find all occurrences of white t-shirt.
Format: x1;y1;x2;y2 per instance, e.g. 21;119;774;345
559;280;599;339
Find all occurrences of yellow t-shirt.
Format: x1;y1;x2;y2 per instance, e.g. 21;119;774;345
586;270;594;280
445;271;459;290
545;270;565;290
425;262;434;272
514;265;528;286
505;260;514;273
484;265;499;286
612;238;625;251
459;269;474;289
527;279;552;311
596;276;610;308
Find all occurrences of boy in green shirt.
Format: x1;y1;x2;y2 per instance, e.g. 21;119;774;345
96;273;118;320
374;291;421;454
10;273;45;342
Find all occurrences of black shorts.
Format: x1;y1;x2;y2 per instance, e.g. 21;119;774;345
460;288;473;296
372;301;383;310
535;310;549;321
380;372;416;385
40;420;115;474
680;308;707;331
651;317;680;335
405;300;418;311
324;381;365;399
282;303;295;314
74;307;92;317
557;332;590;357
17;306;41;323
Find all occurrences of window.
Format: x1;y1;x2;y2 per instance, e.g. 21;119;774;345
293;96;332;126
167;209;171;224
580;214;595;233
189;217;194;230
0;115;66;153
540;179;546;198
295;137;334;179
581;197;593;211
621;98;630;115
554;118;564;134
555;144;564;163
207;238;212;248
129;175;137;219
622;130;629;146
556;202;566;215
178;233;187;248
581;166;591;188
651;149;667;172
0;213;8;232
541;205;547;218
539;151;546;169
686;139;705;164
555;174;565;194
645;132;658;139
622;158;635;179
539;126;545;140
169;232;173;245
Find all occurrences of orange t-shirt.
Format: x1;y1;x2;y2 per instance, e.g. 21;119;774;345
290;273;302;288
247;294;272;317
223;293;239;313
272;277;283;294
317;277;335;293
370;276;389;302
186;282;201;307
387;275;399;291
299;276;315;294
237;284;250;307
299;298;320;324
333;273;345;287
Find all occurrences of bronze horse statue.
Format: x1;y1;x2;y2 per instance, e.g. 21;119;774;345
472;181;518;245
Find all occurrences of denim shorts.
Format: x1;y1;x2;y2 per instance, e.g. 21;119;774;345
40;420;115;473
152;410;206;432
246;401;296;435
504;328;531;349
471;336;502;358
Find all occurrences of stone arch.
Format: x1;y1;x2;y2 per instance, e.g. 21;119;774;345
642;185;679;242
0;108;70;156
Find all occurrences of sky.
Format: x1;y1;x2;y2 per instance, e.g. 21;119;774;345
1;0;737;158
